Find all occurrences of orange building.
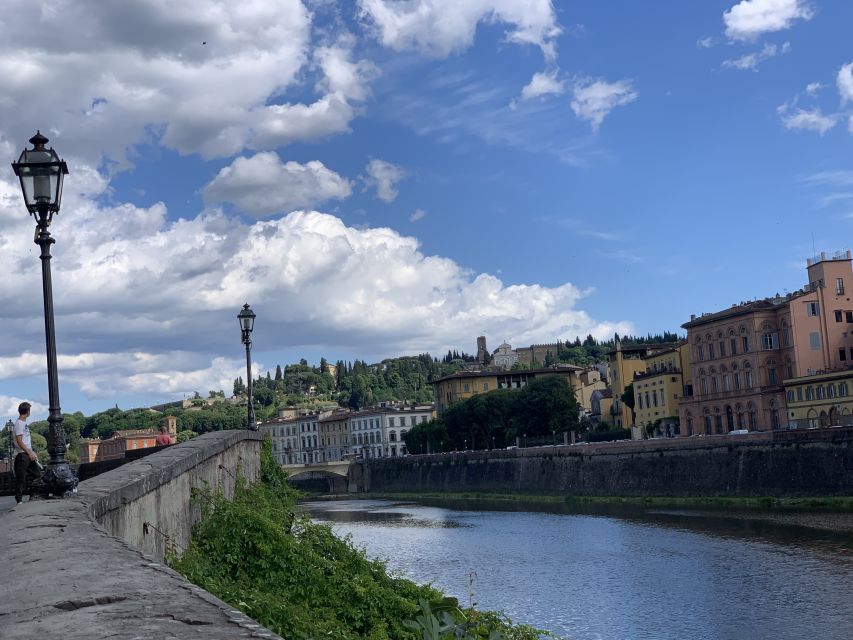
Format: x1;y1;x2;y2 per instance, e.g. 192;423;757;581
679;250;853;434
78;416;177;463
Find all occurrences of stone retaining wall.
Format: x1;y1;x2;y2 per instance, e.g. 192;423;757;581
353;433;853;497
0;430;281;640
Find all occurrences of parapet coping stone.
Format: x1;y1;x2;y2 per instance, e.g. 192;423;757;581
82;429;264;521
0;429;281;639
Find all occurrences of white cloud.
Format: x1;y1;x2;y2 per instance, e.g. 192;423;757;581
570;78;638;131
722;41;790;71
778;107;838;134
364;159;406;203
697;37;715;48
410;208;427;222
0;0;382;166
314;35;380;102
203;153;352;217
519;69;565;101
723;0;813;41
0;174;631;401
805;81;823;96
358;0;562;61
838;63;853;105
0;396;47;421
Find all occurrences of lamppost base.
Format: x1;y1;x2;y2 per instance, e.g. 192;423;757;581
33;462;79;498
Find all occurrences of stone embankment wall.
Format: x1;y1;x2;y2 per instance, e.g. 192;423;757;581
0;430;282;640
352;432;853;497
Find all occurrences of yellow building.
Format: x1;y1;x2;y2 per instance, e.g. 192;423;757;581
632;342;689;437
784;370;853;428
431;367;581;417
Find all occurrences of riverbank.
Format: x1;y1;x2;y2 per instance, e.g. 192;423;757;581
303;491;853;534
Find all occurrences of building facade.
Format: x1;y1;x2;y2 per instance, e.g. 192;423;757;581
319;411;350;461
633;342;690;437
784;370;853;428
679;250;853;434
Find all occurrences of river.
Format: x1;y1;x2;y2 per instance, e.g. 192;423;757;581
303;497;853;640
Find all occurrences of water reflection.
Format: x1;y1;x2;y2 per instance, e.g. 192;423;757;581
303;498;853;640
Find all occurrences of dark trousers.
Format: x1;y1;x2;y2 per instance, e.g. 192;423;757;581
14;453;40;503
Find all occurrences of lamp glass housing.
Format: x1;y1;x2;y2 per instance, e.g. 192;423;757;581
11;133;68;215
238;304;256;335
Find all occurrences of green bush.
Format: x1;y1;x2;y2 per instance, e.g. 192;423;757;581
171;439;544;639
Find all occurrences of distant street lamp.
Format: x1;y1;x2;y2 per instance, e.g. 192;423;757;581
11;131;77;496
238;303;257;430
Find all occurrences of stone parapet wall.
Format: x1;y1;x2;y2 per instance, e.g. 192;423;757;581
353;432;853;497
0;430;280;640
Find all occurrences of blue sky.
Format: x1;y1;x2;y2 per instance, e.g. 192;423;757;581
0;0;852;418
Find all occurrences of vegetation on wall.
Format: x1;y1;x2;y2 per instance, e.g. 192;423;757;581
169;440;543;640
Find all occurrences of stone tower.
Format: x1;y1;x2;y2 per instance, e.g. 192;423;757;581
476;336;488;364
164;415;177;437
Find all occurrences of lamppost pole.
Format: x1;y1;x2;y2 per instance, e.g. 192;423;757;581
5;419;13;473
238;303;257;430
12;131;77;496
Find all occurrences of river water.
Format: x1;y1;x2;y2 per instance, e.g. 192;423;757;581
303;498;853;640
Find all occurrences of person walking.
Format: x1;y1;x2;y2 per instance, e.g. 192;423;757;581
12;402;41;504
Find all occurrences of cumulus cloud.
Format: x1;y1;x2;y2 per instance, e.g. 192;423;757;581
204;153;352;217
570;78;638;131
722;41;790;71
723;0;813;41
0;172;631;400
838;63;853;105
777;106;838;134
518;69;565;102
410;208;427;222
358;0;562;61
0;0;382;165
364;159;406;203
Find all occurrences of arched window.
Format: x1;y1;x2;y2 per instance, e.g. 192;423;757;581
770;399;780;430
729;330;738;355
726;405;734;431
714;407;723;434
840;382;849;397
721;365;730;391
748;402;757;429
686;413;694;436
736;403;745;429
703;409;712;435
766;359;778;385
744;362;753;388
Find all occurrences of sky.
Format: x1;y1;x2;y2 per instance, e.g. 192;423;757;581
1;0;852;419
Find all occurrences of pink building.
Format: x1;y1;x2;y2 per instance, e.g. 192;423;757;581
679;250;853;434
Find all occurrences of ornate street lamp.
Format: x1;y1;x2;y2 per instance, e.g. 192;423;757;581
11;131;77;496
238;303;257;430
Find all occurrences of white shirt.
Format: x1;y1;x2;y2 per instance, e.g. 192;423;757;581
13;418;31;457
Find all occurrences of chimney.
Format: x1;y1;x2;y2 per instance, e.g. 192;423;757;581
690;314;696;321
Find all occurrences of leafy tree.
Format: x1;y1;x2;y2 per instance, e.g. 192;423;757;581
621;383;636;427
176;430;197;443
511;375;580;438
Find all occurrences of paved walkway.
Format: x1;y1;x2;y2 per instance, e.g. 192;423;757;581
0;495;17;512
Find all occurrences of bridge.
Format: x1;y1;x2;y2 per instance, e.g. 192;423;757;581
282;460;355;493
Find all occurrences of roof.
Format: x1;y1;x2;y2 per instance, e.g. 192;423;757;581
682;290;810;329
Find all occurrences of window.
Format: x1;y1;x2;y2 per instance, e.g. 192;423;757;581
719;340;726;357
817;386;826;400
711;377;719;393
742;336;749;353
841;383;849;397
761;333;778;350
809;332;820;351
836;311;844;323
645;392;650;408
796;387;803;401
745;370;753;388
463;383;470;392
698;345;705;361
483;382;489;391
734;373;741;390
782;327;790;347
768;368;777;385
787;390;794;403
653;391;659;407
730;337;737;355
701;378;708;394
807;302;820;317
837;278;845;295
723;373;730;391
805;386;814;400
847;311;853;323
828;385;836;399
841;348;848;362
708;343;716;359
638;395;644;409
